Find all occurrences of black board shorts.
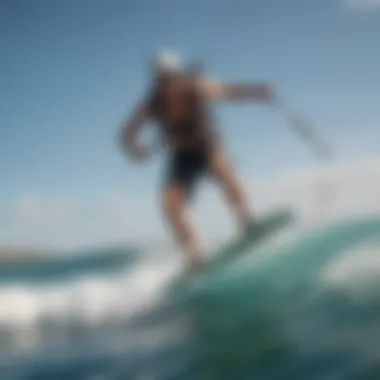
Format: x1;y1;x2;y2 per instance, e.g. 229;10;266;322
165;142;214;196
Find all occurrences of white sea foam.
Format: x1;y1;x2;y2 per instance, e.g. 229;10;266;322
321;238;380;299
0;251;182;354
1;218;380;357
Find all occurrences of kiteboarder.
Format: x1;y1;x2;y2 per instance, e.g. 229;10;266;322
120;51;275;272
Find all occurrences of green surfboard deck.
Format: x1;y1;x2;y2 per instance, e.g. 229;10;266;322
170;208;295;291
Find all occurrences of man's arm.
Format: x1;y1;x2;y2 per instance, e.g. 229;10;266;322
197;76;275;102
119;101;151;161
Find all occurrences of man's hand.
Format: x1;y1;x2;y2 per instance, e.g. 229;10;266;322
129;145;153;163
119;101;151;162
256;84;275;102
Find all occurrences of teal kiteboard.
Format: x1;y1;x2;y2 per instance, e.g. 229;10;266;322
170;207;295;291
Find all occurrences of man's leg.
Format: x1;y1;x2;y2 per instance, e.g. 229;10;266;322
209;148;253;231
162;184;204;271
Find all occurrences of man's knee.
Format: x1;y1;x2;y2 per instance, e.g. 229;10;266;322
210;149;233;180
162;186;193;244
209;153;246;204
162;186;186;219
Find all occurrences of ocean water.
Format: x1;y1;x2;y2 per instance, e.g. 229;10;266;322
1;213;380;380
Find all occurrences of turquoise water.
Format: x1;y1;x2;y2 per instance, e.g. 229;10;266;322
0;246;137;284
1;213;380;379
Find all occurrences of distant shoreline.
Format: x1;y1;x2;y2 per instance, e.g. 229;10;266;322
0;247;49;264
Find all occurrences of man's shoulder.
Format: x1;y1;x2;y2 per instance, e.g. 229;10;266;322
188;75;222;101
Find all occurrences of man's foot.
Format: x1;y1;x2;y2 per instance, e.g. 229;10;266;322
185;253;204;275
238;215;264;240
239;214;256;233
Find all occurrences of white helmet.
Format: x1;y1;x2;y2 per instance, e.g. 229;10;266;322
153;50;183;76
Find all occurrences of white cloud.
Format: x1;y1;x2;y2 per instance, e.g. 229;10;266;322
13;197;72;224
3;155;380;249
183;155;380;247
345;0;380;11
3;191;164;249
261;156;380;212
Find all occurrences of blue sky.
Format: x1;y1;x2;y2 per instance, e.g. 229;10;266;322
1;0;380;248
